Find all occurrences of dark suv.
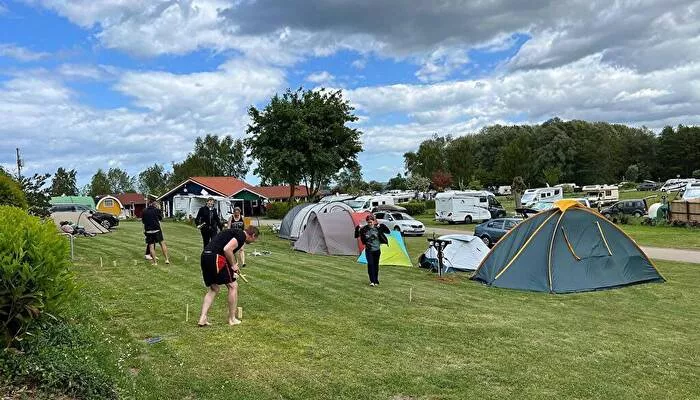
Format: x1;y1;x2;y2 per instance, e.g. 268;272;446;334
601;200;647;219
637;181;660;191
49;204;119;229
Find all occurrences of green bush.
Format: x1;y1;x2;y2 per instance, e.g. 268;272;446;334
266;202;293;219
0;206;76;348
620;182;637;190
425;200;435;211
402;201;426;216
0;323;118;399
0;175;27;209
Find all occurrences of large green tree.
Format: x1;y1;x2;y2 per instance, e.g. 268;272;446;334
138;164;170;196
246;88;362;201
170;134;250;186
107;167;134;194
50;167;78;196
19;173;51;216
403;135;450;179
334;165;366;195
88;169;111;197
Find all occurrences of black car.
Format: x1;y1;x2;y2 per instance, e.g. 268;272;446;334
600;199;647;219
49;203;120;229
637;181;660;191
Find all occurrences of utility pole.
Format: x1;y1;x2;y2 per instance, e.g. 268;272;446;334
15;147;23;180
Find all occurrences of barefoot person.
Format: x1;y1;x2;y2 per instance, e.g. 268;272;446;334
227;207;246;267
195;197;223;248
142;199;170;265
198;226;259;326
354;214;390;286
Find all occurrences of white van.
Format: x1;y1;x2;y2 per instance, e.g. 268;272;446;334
345;195;395;212
582;185;619;206
681;181;700;200
519;187;563;207
661;178;696;192
435;191;506;224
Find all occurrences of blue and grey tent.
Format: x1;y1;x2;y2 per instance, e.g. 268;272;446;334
278;203;310;240
471;200;664;293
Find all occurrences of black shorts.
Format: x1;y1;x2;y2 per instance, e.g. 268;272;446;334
200;251;236;287
145;230;164;244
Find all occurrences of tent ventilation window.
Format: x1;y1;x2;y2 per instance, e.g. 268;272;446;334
560;227;581;261
595;221;613;256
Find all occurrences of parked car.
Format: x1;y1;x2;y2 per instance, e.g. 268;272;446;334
49;203;120;229
600;199;647;219
637;181;660;191
474;218;521;246
374;211;425;236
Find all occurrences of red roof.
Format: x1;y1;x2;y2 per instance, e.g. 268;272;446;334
254;185;309;199
190;176;262;197
115;193;147;205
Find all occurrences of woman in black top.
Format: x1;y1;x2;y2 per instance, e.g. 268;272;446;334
227;207;247;267
354;214;390;286
198;226;259;327
195;198;223;248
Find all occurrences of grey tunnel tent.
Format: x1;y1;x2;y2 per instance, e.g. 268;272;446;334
471;200;665;293
278;203;310;239
293;210;360;256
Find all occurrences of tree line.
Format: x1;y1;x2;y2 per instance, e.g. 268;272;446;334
403;119;700;190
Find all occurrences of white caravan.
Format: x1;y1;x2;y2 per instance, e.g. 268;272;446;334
519;187;563;207
582;185;619;206
345;195;395;212
661;178;696;192
385;190;415;204
435;191;505;224
319;194;355;203
681;181;700;200
172;194;234;221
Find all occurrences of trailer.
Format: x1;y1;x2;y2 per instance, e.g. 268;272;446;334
519;187;563;208
582;185;619;207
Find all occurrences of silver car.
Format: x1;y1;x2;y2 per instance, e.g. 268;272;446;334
374;211;425;236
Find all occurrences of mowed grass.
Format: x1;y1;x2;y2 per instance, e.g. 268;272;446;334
71;221;700;399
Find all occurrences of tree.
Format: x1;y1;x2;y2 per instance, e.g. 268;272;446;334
386;173;408;191
431;170;453;191
138;164;170;196
50;167;78;196
169;134;250;186
367;180;385;193
107;167;134;194
404;135;450;179
625;164;639;182
88;169;110;197
512;176;527;208
542;166;562;186
406;174;430;193
693;169;700;179
19;173;51;216
0;174;27;208
246;88;362;201
334;165;366;194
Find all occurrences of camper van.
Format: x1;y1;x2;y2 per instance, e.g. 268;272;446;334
385;190;415;204
345;195;395;212
435;191;506;224
519;187;563;207
662;178;696;193
171;194;234;221
681;181;700;200
582;185;619;207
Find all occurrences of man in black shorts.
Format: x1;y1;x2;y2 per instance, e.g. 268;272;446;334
197;225;259;326
142;199;170;265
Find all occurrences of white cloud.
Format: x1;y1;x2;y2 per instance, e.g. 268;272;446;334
351;59;366;70
0;43;49;62
305;71;335;85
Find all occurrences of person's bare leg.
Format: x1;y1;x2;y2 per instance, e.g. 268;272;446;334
159;241;170;264
226;281;240;325
148;244;157;265
198;285;220;325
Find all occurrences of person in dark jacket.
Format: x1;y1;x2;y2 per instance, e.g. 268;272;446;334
195;197;223;248
227;206;247;267
142;200;170;265
197;226;259;327
354;214;390;286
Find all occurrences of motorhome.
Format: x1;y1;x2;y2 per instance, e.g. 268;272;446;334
435;191;506;224
171;194;234;221
582;185;619;207
662;178;696;193
319;194;355;203
385;190;415;204
519;187;563;207
345;195;395;212
681;181;700;200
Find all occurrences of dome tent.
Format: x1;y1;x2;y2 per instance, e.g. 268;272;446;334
287;201;354;240
357;230;412;267
278;203;310;239
293;209;360;255
472;200;665;293
420;234;490;272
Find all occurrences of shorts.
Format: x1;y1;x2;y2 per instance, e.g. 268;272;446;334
200;251;237;287
145;230;164;244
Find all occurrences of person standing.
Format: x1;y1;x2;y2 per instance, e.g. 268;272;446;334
195;197;223;248
142;199;170;265
227;207;246;267
354;214;390;286
198;226;259;327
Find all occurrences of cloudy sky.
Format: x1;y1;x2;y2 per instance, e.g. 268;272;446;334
1;0;699;186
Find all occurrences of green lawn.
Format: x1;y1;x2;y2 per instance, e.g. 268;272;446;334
69;221;700;399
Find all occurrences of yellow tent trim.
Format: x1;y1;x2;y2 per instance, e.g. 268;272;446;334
561;227;581;261
595;221;613;256
471;212;542;275
494;211;559;280
547;210;567;290
553;199;582;211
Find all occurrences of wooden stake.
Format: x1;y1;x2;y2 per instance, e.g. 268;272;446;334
100;257;103;268
409;287;413;302
133;260;137;266
184;255;188;262
112;260;117;267
237;307;243;320
186;304;189;322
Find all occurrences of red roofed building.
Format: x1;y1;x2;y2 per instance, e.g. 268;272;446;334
158;176;267;217
254;185;310;203
115;192;148;218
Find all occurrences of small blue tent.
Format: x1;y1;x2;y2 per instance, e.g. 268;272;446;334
472;200;664;293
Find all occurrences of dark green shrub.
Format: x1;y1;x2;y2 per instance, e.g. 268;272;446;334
402;202;426;216
0;206;76;348
620;182;637;190
0;175;27;209
267;202;293;219
424;200;435;210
